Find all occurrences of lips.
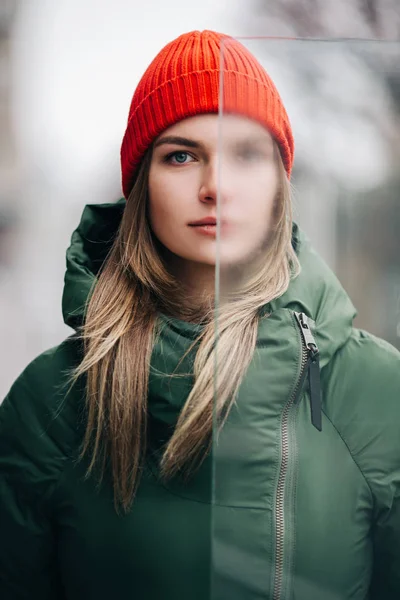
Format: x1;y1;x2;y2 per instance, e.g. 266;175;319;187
189;217;217;226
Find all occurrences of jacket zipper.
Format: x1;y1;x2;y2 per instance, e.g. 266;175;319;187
272;312;322;600
295;312;322;432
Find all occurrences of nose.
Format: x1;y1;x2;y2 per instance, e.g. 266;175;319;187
199;153;235;206
198;158;218;205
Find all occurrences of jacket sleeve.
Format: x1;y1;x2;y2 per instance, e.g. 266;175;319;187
364;336;400;599
326;329;400;599
370;491;400;598
0;347;73;599
368;341;400;599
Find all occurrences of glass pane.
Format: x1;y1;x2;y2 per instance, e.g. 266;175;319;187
212;36;400;599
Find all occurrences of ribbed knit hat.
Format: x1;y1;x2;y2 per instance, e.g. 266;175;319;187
120;30;294;198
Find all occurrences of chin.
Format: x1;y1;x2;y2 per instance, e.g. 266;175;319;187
219;250;255;267
189;255;217;267
182;246;257;269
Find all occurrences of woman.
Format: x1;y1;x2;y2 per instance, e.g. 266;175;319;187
0;30;399;600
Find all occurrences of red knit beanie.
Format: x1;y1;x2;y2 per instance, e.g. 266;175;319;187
120;30;294;198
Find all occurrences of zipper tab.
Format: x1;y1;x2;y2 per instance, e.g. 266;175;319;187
295;313;322;432
308;353;322;431
297;313;317;354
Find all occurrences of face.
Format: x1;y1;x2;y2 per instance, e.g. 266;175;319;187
148;113;279;272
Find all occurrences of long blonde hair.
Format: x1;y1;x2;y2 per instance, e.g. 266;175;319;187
71;142;300;512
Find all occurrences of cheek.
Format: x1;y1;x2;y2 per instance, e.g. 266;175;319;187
148;170;190;241
148;172;174;231
243;168;279;221
148;190;166;230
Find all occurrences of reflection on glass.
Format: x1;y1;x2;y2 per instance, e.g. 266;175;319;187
212;36;400;600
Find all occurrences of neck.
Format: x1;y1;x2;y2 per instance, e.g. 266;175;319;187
161;251;261;323
166;255;215;319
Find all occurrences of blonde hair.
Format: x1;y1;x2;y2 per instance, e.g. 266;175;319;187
71;142;300;512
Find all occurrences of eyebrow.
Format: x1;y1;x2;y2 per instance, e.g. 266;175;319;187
153;134;274;150
154;136;201;149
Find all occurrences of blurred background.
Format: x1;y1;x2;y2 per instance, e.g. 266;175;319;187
0;0;399;397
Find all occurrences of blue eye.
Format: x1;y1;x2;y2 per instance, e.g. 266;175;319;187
166;151;192;164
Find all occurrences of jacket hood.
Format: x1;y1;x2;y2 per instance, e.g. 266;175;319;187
62;199;357;368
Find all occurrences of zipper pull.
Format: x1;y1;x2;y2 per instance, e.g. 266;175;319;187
296;313;322;432
308;351;322;432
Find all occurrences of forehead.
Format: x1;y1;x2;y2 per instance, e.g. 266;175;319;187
156;114;274;147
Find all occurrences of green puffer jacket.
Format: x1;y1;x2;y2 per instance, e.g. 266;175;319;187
1;199;400;600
